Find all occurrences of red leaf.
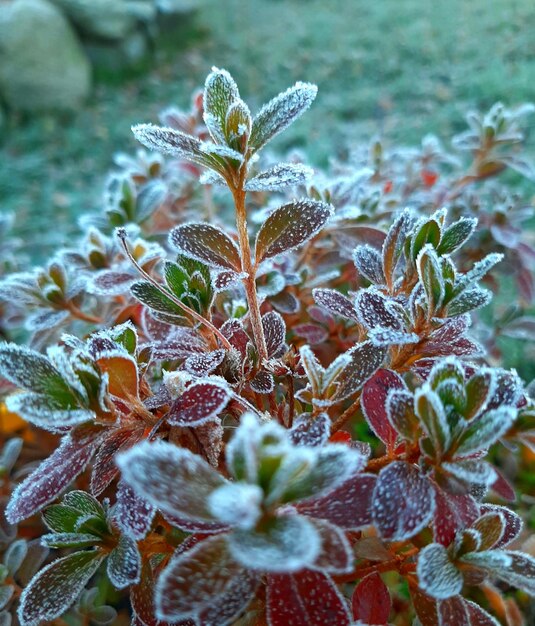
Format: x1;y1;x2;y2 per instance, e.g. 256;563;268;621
115;480;155;540
267;569;351;626
297;474;376;530
351;572;391;624
361;369;405;452
294;323;329;345
432;488;479;546
167;381;230;427
438;596;470;626
490;467;516;502
6;425;102;523
421;169;439;187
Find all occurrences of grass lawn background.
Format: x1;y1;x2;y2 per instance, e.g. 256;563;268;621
1;0;534;258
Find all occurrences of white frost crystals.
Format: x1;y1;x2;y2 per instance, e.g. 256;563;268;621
117;413;367;622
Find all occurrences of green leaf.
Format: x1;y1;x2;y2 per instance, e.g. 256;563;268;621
204;67;240;143
437;218;477;255
415;387;451;456
62;491;104;518
40;533;99;549
170;223;242;272
43;505;83;533
410;219;441;261
6;393;94;432
446;287;492;316
249;82;318;152
18;550;105;626
417;244;445;314
255;199;333;264
456;406;516;455
130;281;183;317
0;344;75;407
382;209;414;287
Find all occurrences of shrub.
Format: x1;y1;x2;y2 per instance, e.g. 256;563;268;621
0;67;535;626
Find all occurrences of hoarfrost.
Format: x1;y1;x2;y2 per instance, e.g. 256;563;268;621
417;543;464;599
107;535;141;589
245;163;313;191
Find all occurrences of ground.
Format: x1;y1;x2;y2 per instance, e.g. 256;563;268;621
1;0;535;258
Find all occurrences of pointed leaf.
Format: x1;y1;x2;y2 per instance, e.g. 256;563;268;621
107;535;141;589
352;572;391;624
361;368;405;450
114;481;155;540
255;200;333;263
249;82;318;151
132;124;208;167
167;381;230;427
353;245;385;284
332;341;386;402
203;67;240;143
18;550;105;626
170;223;242;272
245;163;313;191
457;406;516;455
312;288;358;321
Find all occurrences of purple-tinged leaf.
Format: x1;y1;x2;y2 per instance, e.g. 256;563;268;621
433;489;479;546
464;600;501;626
293;323;329;345
486;368;523;410
479;504;522;549
483;551;535;595
271;290;300;314
312;288;358;321
255;200;333;264
361;369;405;450
91;426;145;496
170;223;242;272
184;350;225;377
155;535;259;624
115;481;155;540
417;543;463;599
245;163;313;191
6;426;102;524
131;559;180;626
353;244;385;284
490;468;516;502
250;370;275;394
116;440;227;523
354;288;403;331
290;413;330;447
411;585;439;626
212;269;242;292
372;461;435;540
368;327;419;346
382;209;414;288
441;459;496;487
262;311;286;357
438;596;470;626
352;572;391;625
167;381;230;427
249;82;318;152
220;319;250;356
297;474;376;530
332;341;386;402
107;535;141;589
308;518;353;574
228;514;320;572
163;511;228;534
131;124;208;167
18;550;105;626
267;569;351;626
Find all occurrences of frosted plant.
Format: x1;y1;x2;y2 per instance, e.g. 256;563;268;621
0;68;534;626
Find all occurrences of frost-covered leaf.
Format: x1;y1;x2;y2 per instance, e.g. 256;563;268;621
433;489;479;546
0;343;74;403
6;427;102;524
116;440;226;523
290;413;330;447
308;518;353;574
207;483;263;531
107;535;141;589
456;406;516;455
249;82;318;152
453;253;503;295
167;381;230;427
447;287;492;316
96;353;138;401
4;539;27;575
438;596;470;626
352;572;391;624
170;223;242;272
415;386;451;455
312;288;358;321
18;550;105;626
6;393;93;433
417;543;464;599
470;550;535;595
382;209;413;288
130;281;184;318
417;244;445;314
114;481;155;541
228;514;320;572
184;350;225;377
332;341;386;402
464;600;501;626
262;311;286;357
361;369;405;450
131;124;208;167
200;142;244;162
297;473;376;530
203;67;240;143
480;504;522;549
255;200;333;263
250;370;275;394
40;533;98;549
293;323;328;345
155;535;258;624
354;244;386;286
267;569;351;626
441;459;496;487
245;163;313;191
372;461;435;540
355;287;403;332
437;218;477;255
386;389;418;440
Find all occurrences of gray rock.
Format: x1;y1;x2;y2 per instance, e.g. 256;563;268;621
51;0;156;41
0;0;91;112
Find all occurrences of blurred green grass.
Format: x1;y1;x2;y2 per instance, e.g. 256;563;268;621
1;0;535;255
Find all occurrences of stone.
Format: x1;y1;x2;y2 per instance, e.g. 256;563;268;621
0;0;91;113
51;0;156;41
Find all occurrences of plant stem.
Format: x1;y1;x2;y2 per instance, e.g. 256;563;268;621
231;185;269;362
